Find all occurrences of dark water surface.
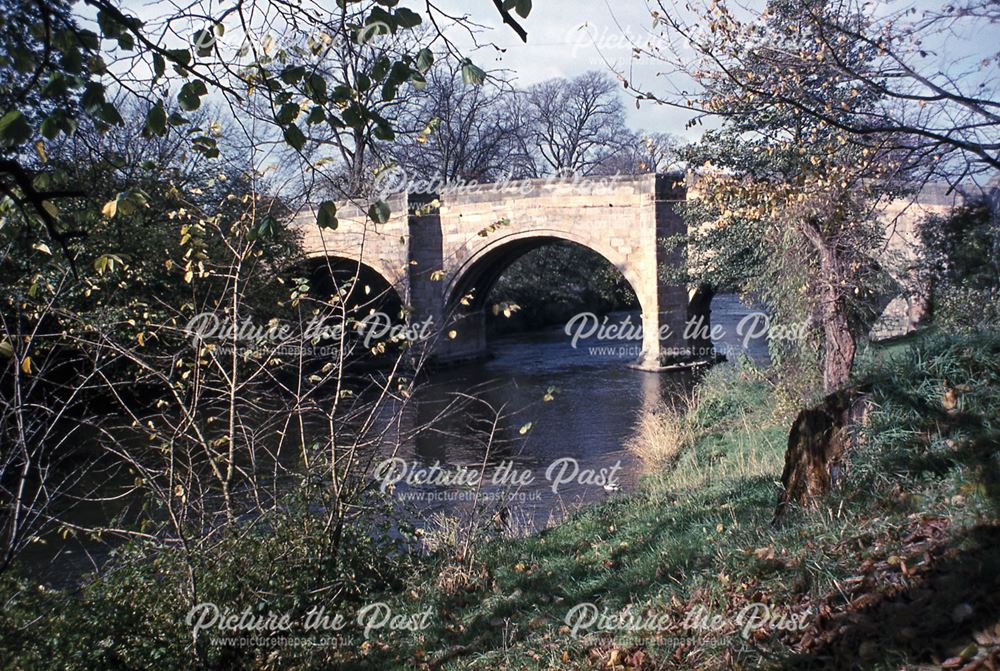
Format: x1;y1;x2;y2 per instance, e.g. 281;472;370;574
380;294;768;531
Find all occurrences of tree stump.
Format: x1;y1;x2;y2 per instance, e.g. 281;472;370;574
773;387;870;524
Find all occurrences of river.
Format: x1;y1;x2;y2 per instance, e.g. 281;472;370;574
379;294;768;533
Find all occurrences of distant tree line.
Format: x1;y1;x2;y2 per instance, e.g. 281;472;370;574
387;66;680;184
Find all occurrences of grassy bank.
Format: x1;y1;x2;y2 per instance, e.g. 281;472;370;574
384;331;1000;670
2;332;998;670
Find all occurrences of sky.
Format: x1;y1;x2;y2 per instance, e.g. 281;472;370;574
116;0;1000;150
117;0;700;136
432;0;1000;143
436;0;698;137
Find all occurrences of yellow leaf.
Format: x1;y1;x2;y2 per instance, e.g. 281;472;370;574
101;199;118;218
20;356;32;374
519;422;532;435
32;242;51;255
943;388;958;411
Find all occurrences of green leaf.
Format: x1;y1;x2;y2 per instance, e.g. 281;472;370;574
366;8;395;34
305;74;327;100
39;114;61;140
283;124;306;150
192;29;214;57
371;56;391;81
461;59;486;85
98;103;124;126
192;136;219;158
81;82;106;113
381;61;412;101
96;10;121;38
116;32;135;51
393;8;422;29
178;80;208;111
152;53;165;80
145;101;167;135
306;106;325;125
514;0;532;18
415;48;434;74
317;201;338;229
368;200;391;224
77;30;100;50
280;65;305;85
42;73;69;98
342;104;366;129
249;215;277;240
275;103;299;125
0;111;32;148
373;122;395;141
165;48;191;66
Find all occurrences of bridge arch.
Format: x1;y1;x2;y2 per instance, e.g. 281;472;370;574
434;229;657;364
297;253;406;319
443;229;643;313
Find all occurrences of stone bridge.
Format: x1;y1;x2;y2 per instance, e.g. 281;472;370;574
292;173;955;369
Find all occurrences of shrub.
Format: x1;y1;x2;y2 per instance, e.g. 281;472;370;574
0;495;421;670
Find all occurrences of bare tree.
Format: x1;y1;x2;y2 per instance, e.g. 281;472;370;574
593;130;682;175
390;59;535;183
525;71;633;176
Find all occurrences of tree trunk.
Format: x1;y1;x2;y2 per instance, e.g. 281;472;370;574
774;220;864;522
801;219;856;392
821;282;855;392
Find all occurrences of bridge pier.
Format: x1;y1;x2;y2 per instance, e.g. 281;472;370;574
632;175;710;371
434;310;488;363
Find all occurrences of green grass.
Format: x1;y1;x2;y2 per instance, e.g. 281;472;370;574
368;331;1000;670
